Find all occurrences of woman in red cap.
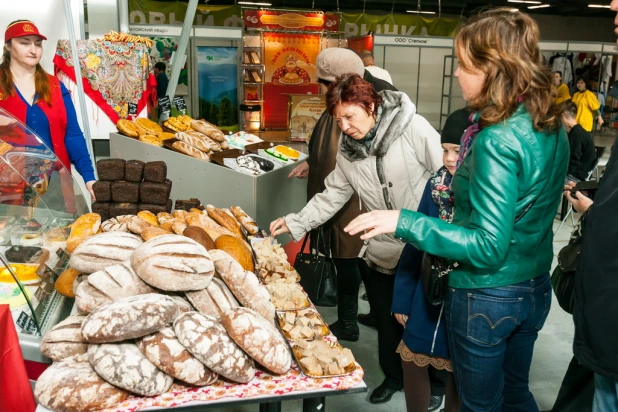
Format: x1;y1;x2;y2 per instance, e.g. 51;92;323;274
0;20;96;200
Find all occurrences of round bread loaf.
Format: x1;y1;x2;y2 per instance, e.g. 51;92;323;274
183;226;216;250
69;232;143;273
214;235;255;272
101;215;133;232
137;327;219;386
221;307;292;375
174;312;256;383
40;315;88;361
81;293;178;343
185;277;239;320
88;343;173;396
35;354;130;412
131;234;215;291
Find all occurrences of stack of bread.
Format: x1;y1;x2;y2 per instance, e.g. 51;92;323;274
116;117;174;147
91;159;172;220
170;118;229;162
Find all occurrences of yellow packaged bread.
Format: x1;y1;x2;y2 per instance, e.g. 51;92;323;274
215;235;255;273
67;213;101;253
55;267;81;298
137;211;159;226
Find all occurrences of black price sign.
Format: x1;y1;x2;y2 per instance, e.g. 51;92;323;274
16;311;38;334
173;97;187;114
158;95;172;118
128;103;138;116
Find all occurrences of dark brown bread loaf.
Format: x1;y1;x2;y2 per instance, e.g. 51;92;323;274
140;180;172;205
167;198;173;213
81;293;178;343
91;202;110;221
109;202;138;218
143;161;167;183
92;181;111;202
174;312;256;383
35;354;130;411
97;159;126;181
138;203;168;214
125;159;145;182
137;327;218;386
111;181;140;203
40;315;88;361
69;232;143;273
88;343;174;396
183;225;215;250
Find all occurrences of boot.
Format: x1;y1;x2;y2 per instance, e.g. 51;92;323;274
329;293;359;342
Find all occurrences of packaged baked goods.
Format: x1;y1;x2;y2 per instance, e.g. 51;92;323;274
67;213;101;253
174;312;256;383
109;202;138;218
207;205;243;239
91;202;110;221
100;215;133;232
266;283;310;311
88;343;174;396
117;119;140;138
124;159;145;182
97;159;126;181
143;161;167;183
277;309;330;340
55;267;81;297
74;262;156;313
131;234;215;291
135;117;163;136
69;232;143;273
140;180;172;205
137;210;159;226
40;315;88;361
81;293;179;343
185;277;239;320
111;181;140;203
92;180;112;202
215;234;255;272
209;249;275;323
34;354;130;412
292;339;356;377
230;206;259;235
137;327;218;387
172;140;210;161
183;226;215;250
221;307;292;375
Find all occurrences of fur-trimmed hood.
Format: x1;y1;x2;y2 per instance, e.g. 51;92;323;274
339;90;416;162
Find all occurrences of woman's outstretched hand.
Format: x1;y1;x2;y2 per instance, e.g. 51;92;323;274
345;210;401;240
270;217;290;237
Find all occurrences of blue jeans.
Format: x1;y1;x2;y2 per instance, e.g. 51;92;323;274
446;273;552;412
593;374;618;412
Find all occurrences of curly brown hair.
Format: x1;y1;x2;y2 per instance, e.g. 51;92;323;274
456;8;561;132
326;73;383;116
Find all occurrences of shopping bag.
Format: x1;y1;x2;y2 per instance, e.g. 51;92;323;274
295;227;337;307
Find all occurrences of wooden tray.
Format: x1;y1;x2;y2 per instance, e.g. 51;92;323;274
209;149;245;167
276;308;330;341
245;141;275;154
268;283;311;311
291;340;357;378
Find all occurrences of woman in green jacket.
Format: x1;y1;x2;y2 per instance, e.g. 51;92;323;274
345;9;569;412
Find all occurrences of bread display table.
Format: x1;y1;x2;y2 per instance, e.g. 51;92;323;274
109;133;308;232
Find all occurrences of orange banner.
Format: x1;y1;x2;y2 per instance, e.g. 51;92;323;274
264;33;320;85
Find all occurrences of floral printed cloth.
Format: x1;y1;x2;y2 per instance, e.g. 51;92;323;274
53;39;155;123
430;166;454;223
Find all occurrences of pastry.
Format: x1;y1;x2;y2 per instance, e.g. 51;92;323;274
127;215;152;235
173;210;191;221
55;267;81;297
143;161;167;183
190;119;225;142
69;232;143;273
206;205;244;238
185;213;237;241
230;206;259;235
141;225;172;241
116;119;139;138
139;134;163;147
159;131;176;140
183;226;215;250
135;117;163;136
274;145;300;161
157;212;175;225
176;131;211;152
124;159;145;182
131;234;215;291
172;140;210;161
66;213;101;253
92;180;112;202
5;246;49;264
100;215;133;232
215;234;255;272
96;159;125;181
172;219;187;235
40;315;88;361
111;181;139;203
185;277;239;320
187;131;221;152
137;210;159;226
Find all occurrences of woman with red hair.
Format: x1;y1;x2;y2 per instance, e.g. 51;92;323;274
271;73;443;404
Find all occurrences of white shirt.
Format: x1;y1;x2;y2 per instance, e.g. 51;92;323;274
365;65;393;86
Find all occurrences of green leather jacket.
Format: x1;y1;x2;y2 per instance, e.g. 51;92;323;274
395;105;569;289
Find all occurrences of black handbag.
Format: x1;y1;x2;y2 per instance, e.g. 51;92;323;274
552;216;585;314
295;227;338;307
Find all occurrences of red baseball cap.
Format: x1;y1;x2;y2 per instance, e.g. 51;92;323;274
4;21;47;43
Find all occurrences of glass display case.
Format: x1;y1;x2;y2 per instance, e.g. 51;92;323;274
0;108;89;362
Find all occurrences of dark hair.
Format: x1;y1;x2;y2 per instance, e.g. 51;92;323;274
553;71;563;78
326;73;383;116
455;8;561;132
562;101;578;119
576;76;590;90
154;62;166;71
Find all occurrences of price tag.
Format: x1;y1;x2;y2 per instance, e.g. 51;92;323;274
173;97;187;114
16;311;38;334
158;95;172;119
128;103;138;116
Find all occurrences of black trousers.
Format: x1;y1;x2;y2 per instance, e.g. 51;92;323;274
333;257;362;318
550;355;594;412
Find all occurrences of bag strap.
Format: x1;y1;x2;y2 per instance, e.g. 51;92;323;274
300;227;333;259
376;156;394;210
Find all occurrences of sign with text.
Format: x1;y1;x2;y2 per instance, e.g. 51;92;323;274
373;35;454;48
244;10;339;32
288;95;326;142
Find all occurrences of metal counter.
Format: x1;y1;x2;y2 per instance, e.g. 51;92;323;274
109;133;308;232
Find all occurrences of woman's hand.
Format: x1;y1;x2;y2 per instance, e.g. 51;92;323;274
270;217;290;237
288;161;309;179
564;189;593;214
345;210;401;240
86;180;96;201
394;313;408;327
598;116;604;126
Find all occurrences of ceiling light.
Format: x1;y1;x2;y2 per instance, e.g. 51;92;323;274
238;1;273;5
588;4;611;7
509;8;520;12
528;4;551;8
508;0;541;4
406;10;437;14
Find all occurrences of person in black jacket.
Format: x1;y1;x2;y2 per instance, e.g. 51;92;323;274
562;101;597;182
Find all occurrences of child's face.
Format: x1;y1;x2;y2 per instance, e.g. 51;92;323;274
442;143;460;175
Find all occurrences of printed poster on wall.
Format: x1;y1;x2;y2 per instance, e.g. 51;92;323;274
197;46;239;132
289;95;327;142
264;33;320;85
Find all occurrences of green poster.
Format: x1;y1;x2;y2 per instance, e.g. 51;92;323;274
128;0;243;27
341;13;460;38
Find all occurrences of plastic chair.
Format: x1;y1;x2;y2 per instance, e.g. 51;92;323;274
555;146;606;234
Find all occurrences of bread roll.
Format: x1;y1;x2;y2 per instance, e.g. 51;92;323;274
81;293;178;343
172;219;187;235
35;355;129;411
190;120;225;142
207;205;244;238
157;212;174;225
209;249;275;324
67;213;101;253
138;210;159;226
141;225;173;241
173;210;191;221
185;278;239;320
176;131;211;152
215;235;255;272
40;315;88;361
174;312;255;383
185;212;237;241
100;215;133;232
55;267;81;297
69;232;143;273
183;226;215;250
137;327;218;386
221;307;292;375
131;234;215;291
230;206;259;235
127;215;152;235
88;343;173;396
172;140;210;161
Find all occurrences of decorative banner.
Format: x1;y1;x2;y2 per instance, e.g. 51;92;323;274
289;95;327;142
341;13;460;38
244;10;340;32
264;33;320;85
197;46;239;131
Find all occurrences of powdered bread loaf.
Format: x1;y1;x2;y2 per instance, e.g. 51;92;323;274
101;215;133;232
81;294;178;343
88;343;173;396
230;206;259;235
131;234;214;291
69;232;143;273
221;307;292;375
185;278;239;320
40;315;88;361
137;327;218;386
207;205;243;238
174;312;255;383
